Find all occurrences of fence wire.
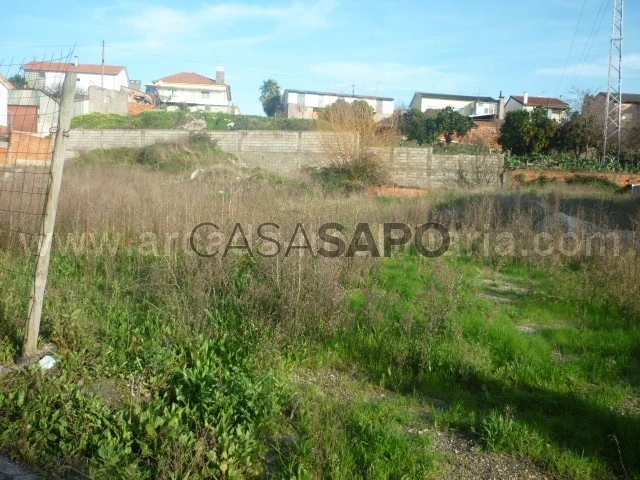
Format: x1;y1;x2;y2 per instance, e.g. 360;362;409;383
0;50;74;351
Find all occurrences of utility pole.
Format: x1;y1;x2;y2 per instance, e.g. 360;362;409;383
603;0;624;161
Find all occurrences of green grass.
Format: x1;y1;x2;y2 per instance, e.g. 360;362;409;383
70;133;230;173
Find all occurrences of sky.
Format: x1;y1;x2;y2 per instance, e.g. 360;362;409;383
1;0;639;115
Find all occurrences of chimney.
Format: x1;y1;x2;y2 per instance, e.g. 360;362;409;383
523;91;529;105
498;90;505;120
216;66;225;84
74;56;79;67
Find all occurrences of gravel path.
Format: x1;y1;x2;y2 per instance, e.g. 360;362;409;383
433;429;556;480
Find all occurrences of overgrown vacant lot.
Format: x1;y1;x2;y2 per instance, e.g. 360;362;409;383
1;141;639;479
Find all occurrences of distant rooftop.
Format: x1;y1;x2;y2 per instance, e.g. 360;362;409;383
23;61;126;76
596;92;640;104
153;72;225;86
509;96;568;108
413;92;497;103
284;89;393;102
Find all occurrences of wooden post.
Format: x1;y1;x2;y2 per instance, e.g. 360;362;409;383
21;72;76;359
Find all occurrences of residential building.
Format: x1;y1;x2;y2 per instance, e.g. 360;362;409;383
0;74;12;129
504;93;569;121
146;68;232;112
409;92;500;119
593;92;640;123
22;58;130;94
283;89;395;122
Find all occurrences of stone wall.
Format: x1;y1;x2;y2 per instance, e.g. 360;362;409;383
65;129;504;188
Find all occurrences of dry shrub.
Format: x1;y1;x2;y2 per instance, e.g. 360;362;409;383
312;100;396;191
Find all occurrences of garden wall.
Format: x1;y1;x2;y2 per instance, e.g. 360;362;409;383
65;129;505;188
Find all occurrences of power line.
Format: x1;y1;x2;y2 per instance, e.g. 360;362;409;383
555;0;586;94
567;0;610;91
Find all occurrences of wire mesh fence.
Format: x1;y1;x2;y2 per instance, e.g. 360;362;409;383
0;50;75;360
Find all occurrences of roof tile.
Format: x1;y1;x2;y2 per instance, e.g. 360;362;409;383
511;96;568;108
23;61;125;76
154;72;220;85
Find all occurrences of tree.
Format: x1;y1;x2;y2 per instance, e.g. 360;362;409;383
400;109;426;144
8;73;28;89
498;110;534;155
435;106;473;144
553;111;600;159
401;107;473;145
621;118;640;161
319;99;376;138
259;79;282;117
529;106;557;154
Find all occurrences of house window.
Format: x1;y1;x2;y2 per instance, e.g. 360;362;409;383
297;93;305;107
201;91;210;99
484;107;489;114
171;90;177;98
376;100;383;113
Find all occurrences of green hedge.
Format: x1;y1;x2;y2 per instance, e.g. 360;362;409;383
71;111;316;131
506;153;640;174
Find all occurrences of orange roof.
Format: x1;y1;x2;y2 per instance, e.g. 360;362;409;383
154;72;221;85
22;61;125;76
510;96;568;108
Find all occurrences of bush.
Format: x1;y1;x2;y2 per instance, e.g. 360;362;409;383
505;153;640;174
309;151;388;193
566;175;621;191
72;136;225;173
72;112;316;131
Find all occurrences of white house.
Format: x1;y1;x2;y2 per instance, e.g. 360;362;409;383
22;59;130;94
504;93;569;121
146;68;232;112
409;92;500;119
283;89;395;122
0;74;12;129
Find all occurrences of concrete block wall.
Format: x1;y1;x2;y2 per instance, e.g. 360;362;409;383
65;129;504;188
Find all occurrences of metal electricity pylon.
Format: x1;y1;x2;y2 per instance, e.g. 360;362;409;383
603;0;624;161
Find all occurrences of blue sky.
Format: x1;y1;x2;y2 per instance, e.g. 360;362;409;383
1;0;639;115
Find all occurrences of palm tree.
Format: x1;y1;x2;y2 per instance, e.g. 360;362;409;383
259;79;282;117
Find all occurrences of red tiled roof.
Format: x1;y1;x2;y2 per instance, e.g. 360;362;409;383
511;96;568;108
155;72;221;85
22;61;125;76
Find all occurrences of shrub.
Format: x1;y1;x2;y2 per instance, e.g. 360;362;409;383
566;175;621;191
310;151;388;193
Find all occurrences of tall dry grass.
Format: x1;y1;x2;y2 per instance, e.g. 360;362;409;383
46;161;439;345
313;100;397;190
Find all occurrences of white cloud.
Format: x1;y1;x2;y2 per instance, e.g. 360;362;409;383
102;1;339;49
